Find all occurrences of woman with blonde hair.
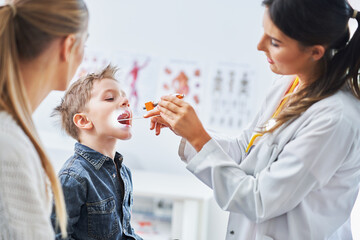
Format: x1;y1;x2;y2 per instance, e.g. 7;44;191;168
0;0;88;239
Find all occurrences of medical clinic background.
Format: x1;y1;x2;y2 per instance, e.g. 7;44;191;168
4;0;358;239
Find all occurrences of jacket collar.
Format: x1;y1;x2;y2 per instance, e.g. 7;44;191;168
74;142;123;170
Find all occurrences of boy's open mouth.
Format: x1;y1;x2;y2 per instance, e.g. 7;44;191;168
117;110;131;125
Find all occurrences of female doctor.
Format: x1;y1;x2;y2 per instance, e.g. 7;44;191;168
145;0;360;239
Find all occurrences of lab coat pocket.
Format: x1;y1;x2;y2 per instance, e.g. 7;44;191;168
253;143;279;174
241;141;278;175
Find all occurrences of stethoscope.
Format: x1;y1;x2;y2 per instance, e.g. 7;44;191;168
245;76;300;153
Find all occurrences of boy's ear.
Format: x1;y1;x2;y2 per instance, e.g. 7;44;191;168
73;113;93;130
60;34;76;62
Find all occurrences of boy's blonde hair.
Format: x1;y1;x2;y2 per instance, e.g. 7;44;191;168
54;64;119;141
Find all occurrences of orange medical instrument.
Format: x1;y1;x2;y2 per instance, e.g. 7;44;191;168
143;94;185;111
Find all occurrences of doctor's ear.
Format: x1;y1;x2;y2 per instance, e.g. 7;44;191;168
73;113;93;130
309;45;325;61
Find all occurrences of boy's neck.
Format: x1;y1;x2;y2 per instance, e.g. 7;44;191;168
79;135;117;160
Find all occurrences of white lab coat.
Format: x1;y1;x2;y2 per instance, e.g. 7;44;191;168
179;77;360;240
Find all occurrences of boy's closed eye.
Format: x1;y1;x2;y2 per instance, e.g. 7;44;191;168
102;89;125;102
103;91;118;101
105;97;115;101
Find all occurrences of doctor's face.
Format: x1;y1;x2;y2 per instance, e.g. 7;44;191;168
257;9;315;77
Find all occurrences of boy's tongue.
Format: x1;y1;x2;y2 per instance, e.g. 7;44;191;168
117;111;131;125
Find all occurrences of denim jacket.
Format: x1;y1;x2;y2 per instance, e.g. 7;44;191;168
51;143;142;240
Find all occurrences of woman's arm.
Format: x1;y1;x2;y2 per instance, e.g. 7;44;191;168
179;108;263;164
185;109;358;222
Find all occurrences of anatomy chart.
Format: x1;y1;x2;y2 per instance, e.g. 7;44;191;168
157;60;204;113
72;50;254;131
112;53;156;114
205;63;254;132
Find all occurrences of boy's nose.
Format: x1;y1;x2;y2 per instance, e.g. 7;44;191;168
120;98;130;108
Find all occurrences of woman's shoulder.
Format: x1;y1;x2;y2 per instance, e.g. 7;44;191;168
0;111;17;130
305;88;360;129
0;111;42;174
0;111;29;144
0;111;34;152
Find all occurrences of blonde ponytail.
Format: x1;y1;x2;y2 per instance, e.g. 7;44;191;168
0;1;88;238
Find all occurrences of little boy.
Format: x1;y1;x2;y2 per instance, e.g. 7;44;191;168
51;65;142;240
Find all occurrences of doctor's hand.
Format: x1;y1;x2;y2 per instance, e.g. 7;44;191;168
144;94;211;151
143;107;170;136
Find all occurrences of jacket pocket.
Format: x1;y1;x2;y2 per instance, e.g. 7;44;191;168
87;196;119;239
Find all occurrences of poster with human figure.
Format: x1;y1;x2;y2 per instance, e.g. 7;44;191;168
204;63;254;134
126;59;150;110
112;53;156;114
157;60;204;114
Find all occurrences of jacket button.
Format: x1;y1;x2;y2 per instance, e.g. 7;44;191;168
113;173;116;178
230;230;235;235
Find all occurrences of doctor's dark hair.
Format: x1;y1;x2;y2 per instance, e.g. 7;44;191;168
0;0;88;237
53;64;119;142
261;0;360;133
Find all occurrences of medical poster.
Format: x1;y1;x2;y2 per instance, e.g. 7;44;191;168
111;53;157;114
204;63;254;132
157;60;204;113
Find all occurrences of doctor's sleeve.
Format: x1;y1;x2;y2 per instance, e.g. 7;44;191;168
185;112;358;222
179;109;263;165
